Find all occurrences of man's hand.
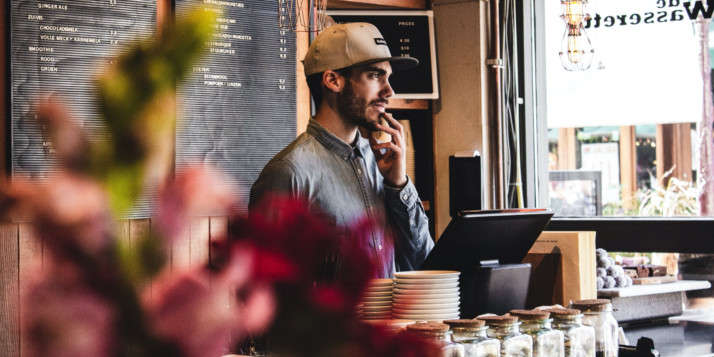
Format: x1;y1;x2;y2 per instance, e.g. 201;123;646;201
370;112;407;188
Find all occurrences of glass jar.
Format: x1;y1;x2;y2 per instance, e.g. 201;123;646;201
509;309;564;357
479;315;533;357
570;299;619;357
546;308;596;357
407;322;466;357
444;319;501;357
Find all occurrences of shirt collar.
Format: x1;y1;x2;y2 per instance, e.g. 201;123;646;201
307;119;371;160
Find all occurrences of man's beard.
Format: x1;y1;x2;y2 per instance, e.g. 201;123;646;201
337;80;384;131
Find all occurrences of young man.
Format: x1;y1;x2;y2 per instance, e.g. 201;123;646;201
249;22;433;278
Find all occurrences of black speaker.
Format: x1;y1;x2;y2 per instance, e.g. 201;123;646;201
449;155;483;217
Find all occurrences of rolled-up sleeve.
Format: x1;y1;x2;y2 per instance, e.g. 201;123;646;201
383;176;434;272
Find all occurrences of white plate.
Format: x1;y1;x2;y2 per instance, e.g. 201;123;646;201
394;277;459;284
393;287;459;295
362;310;392;318
362;306;392;312
394;271;460;279
364;285;393;292
367;278;394;286
392;294;460;302
394;282;459;290
362;290;393;297
363;300;392;307
361;296;393;303
393;296;460;304
392;307;459;315
392;313;460;321
392;302;459;310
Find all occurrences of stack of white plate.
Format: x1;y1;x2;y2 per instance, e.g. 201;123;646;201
359;278;394;321
392;270;460;321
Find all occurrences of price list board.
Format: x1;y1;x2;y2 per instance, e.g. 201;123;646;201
10;0;157;217
10;0;156;175
328;11;438;99
175;1;296;213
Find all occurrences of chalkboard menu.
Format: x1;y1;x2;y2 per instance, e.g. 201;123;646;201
175;1;296;213
10;0;157;217
327;10;438;99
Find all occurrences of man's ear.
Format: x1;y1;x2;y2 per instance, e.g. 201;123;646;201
323;70;345;93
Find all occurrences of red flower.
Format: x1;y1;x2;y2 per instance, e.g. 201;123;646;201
311;285;350;312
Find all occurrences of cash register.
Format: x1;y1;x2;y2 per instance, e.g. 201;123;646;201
420;208;554;318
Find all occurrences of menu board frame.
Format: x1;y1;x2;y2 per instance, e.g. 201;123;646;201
327;10;439;100
8;0;157;218
174;1;297;214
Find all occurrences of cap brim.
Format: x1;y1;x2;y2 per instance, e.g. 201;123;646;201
342;56;419;72
389;56;420;72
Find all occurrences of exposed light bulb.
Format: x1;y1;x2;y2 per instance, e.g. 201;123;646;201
559;25;594;71
561;0;588;26
559;0;594;71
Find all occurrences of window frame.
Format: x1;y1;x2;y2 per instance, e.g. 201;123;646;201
524;0;714;254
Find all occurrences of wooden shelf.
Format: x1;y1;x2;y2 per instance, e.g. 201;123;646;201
327;0;427;10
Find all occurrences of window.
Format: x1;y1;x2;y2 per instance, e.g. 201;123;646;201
521;0;714;294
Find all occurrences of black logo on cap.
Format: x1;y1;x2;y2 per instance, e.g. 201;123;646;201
374;38;387;46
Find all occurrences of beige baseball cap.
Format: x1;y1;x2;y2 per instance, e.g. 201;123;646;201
303;22;419;76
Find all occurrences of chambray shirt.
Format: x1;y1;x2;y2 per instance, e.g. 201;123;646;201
249;119;434;278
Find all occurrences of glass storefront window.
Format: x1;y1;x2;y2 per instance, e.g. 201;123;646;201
543;0;703;219
534;0;714;307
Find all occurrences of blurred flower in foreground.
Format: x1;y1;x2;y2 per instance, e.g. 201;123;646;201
22;264;115;357
1;4;441;357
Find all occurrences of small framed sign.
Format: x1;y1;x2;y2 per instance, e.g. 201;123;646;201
327;10;439;99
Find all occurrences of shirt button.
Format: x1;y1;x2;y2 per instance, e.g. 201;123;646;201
378;244;383;250
409;219;415;225
402;194;409;200
357;169;362;174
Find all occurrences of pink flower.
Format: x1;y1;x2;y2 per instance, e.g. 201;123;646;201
156;166;239;243
11;173;115;258
145;254;275;357
21;264;116;357
145;270;236;357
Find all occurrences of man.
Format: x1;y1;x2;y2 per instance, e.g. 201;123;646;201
249;22;433;278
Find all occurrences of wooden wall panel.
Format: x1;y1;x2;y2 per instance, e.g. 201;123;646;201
171;224;191;271
433;0;485;235
189;217;210;267
0;224;19;356
129;219;152;301
208;217;231;308
18;224;40;356
209;216;228;264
